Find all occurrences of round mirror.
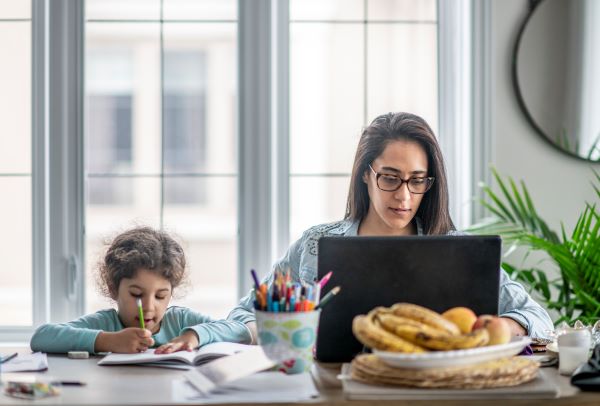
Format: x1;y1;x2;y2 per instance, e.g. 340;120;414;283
513;0;600;162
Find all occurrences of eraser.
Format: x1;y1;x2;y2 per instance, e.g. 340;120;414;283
67;351;89;359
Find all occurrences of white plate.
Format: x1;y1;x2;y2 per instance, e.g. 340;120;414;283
373;337;531;369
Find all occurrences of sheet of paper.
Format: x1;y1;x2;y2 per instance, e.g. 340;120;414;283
184;346;275;394
173;371;320;403
1;353;48;373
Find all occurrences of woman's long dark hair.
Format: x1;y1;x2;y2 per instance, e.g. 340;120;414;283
345;112;455;235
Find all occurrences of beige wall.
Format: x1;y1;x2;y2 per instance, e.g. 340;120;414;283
491;0;598;234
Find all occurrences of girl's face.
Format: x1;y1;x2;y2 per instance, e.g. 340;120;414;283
115;269;172;334
361;140;428;236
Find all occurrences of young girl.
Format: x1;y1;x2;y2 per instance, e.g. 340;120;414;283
30;227;251;354
228;112;553;342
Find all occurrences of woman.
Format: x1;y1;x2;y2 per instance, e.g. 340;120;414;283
228;112;553;342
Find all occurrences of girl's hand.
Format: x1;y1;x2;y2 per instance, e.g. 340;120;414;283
95;328;154;353
154;330;199;354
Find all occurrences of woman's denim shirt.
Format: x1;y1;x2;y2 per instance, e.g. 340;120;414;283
227;218;553;338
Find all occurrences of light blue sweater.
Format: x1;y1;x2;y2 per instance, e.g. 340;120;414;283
30;306;252;354
228;219;554;338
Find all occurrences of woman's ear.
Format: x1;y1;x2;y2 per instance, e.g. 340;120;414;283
362;171;369;184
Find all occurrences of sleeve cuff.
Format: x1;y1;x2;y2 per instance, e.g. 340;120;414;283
86;330;103;354
499;311;530;335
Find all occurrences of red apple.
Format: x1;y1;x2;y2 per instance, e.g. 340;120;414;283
472;315;511;345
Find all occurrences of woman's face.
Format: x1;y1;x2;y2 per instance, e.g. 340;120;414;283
362;140;428;235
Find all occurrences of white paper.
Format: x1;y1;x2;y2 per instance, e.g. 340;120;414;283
184;346;275;395
97;342;254;367
0;352;48;373
174;371;320;403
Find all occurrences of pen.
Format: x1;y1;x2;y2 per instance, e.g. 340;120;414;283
52;381;87;386
0;352;18;364
136;298;145;329
318;271;333;289
314;286;341;310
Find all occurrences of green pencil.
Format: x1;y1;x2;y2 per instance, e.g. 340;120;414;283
137;298;145;329
314;286;341;310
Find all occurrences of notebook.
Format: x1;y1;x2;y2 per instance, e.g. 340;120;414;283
97;342;254;369
316;235;502;362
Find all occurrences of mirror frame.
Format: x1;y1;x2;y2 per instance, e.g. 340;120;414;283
512;0;594;162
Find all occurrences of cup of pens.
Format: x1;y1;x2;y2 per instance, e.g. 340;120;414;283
251;269;340;374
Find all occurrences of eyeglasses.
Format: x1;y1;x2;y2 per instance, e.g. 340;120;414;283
368;165;435;194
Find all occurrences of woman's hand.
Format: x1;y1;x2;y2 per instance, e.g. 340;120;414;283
154;330;199;354
501;317;527;337
95;328;154;353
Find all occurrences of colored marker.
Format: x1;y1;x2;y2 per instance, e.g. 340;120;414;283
136;298;145;329
250;269;261;290
314;286;341;310
318;271;333;289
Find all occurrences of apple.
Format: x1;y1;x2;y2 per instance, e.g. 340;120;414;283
472;315;511;345
441;307;477;334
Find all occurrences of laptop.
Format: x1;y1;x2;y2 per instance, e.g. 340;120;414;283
315;235;501;362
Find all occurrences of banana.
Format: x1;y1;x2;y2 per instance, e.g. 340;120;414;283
377;313;450;338
391;303;461;336
379;314;490;350
352;311;428;353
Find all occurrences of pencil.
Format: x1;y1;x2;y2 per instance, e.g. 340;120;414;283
136;298;145;329
0;352;17;364
314;286;340;310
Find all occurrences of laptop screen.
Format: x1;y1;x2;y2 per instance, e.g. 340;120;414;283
315;235;501;362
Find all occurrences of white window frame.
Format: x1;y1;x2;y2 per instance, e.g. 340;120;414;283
1;0;492;342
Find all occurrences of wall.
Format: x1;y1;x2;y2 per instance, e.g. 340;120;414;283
490;0;600;321
491;0;598;235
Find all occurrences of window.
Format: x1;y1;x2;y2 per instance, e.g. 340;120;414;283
0;0;474;339
0;1;32;326
85;0;238;318
288;0;438;241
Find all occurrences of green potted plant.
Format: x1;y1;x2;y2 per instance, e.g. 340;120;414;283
467;168;600;325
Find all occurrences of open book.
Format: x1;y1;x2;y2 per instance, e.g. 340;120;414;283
97;342;254;369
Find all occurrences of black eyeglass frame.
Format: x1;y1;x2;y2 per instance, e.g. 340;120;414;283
368;165;435;194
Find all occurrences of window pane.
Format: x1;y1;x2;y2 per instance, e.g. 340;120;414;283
85;177;162;313
163;0;237;21
0;22;30;173
290;176;350;241
0;1;30;19
367;23;438;133
0;177;32;325
163;23;237;175
86;0;160;20
368;0;436;21
290;0;363;21
163;177;237;318
86;22;162;176
290;23;364;174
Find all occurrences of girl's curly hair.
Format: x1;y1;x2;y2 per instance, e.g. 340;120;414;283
97;227;187;299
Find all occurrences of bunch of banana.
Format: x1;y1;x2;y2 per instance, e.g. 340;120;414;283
352;307;427;353
352;303;490;352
